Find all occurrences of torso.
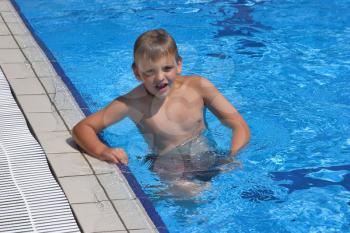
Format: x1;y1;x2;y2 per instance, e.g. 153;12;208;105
124;76;206;154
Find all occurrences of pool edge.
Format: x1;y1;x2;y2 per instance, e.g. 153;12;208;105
7;1;169;232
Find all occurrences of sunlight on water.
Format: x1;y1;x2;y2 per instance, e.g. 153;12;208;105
15;0;350;232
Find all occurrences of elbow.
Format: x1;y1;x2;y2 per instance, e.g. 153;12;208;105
72;123;80;143
235;120;250;146
244;123;251;144
242;118;250;138
72;120;99;141
235;119;251;145
72;120;85;142
223;116;251;144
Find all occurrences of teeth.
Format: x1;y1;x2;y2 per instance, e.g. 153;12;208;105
156;83;167;89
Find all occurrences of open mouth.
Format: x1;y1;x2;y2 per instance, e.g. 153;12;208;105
155;83;168;91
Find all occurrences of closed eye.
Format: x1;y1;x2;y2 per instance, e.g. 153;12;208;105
143;70;154;77
163;66;174;72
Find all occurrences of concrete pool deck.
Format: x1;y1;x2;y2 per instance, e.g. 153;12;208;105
0;0;158;232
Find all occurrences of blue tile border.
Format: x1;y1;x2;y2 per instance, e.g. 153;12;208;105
11;1;169;232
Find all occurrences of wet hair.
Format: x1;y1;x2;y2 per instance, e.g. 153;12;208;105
133;29;182;66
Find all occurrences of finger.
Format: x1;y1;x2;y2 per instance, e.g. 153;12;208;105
120;152;128;164
107;149;122;164
116;149;128;164
104;151;121;164
107;154;120;164
118;154;128;164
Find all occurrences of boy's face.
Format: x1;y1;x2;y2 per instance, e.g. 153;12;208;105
133;54;182;99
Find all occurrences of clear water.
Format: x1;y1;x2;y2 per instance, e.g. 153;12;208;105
15;0;350;232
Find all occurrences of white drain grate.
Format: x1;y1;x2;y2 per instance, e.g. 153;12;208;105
0;69;80;233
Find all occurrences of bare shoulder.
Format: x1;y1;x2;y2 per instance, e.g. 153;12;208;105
181;75;216;94
181;75;202;83
117;84;147;104
104;85;144;114
181;75;213;87
115;84;148;123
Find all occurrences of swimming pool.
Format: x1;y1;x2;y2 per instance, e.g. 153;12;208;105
14;0;350;232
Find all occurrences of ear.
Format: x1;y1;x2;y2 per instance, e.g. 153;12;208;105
176;59;183;74
132;63;142;81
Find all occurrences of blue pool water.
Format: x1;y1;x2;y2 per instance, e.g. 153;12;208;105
14;0;350;232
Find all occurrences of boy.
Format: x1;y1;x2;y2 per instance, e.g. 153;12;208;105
73;29;250;191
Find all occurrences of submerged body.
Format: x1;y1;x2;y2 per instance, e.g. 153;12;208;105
145;133;236;182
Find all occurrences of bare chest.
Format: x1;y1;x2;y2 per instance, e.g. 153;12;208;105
140;94;205;141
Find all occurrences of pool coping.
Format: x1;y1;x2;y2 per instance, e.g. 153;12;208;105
0;0;167;232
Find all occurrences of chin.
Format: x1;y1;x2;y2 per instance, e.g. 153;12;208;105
155;92;168;99
154;87;170;98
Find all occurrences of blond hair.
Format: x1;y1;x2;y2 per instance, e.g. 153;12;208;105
133;29;181;66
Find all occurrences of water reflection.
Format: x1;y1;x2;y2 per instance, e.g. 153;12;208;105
212;0;271;57
241;186;278;202
270;164;350;193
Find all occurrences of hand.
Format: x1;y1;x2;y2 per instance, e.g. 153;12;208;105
99;147;128;164
227;151;243;169
229;149;239;157
230;158;243;169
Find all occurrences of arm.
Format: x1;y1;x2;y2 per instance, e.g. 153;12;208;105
198;77;250;156
72;97;129;164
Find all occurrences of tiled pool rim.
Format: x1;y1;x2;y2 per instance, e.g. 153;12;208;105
1;0;168;232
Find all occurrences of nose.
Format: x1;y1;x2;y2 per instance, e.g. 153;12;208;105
155;70;165;82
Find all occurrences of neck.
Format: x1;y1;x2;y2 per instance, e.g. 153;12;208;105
143;84;154;97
